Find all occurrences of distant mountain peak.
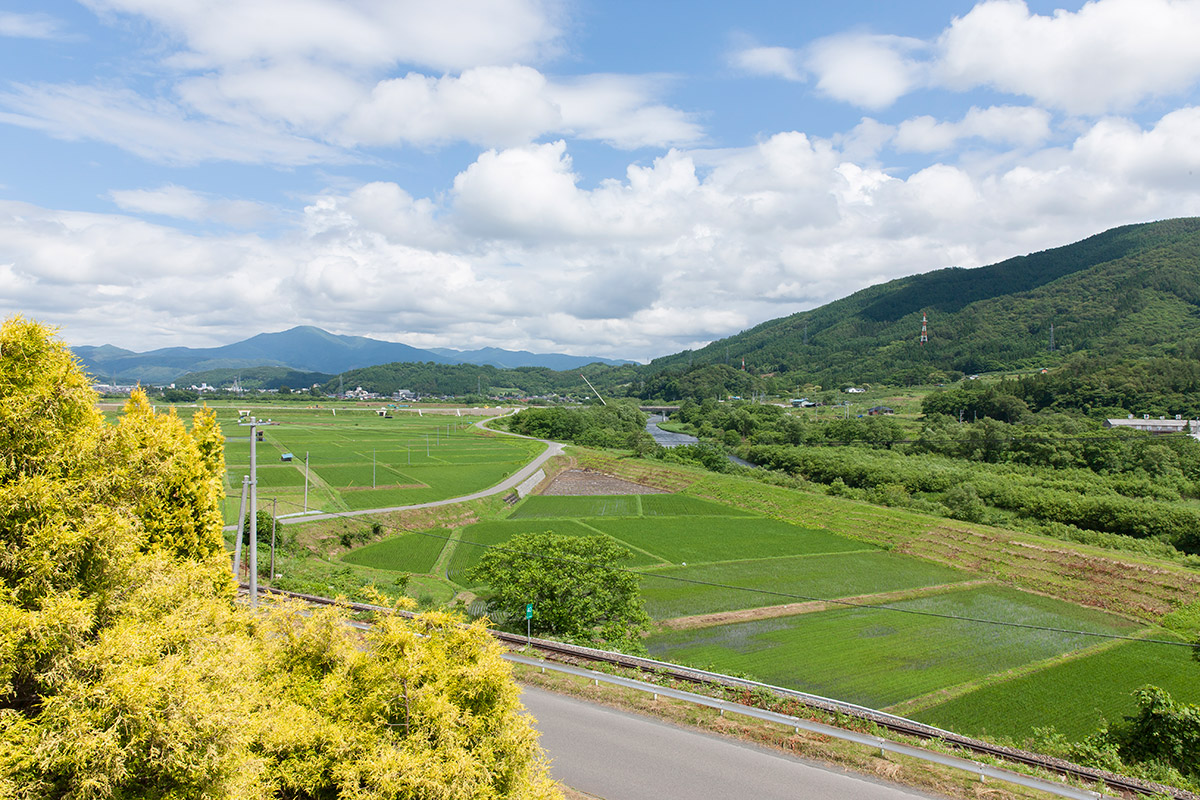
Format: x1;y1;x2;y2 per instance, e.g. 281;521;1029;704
72;326;634;383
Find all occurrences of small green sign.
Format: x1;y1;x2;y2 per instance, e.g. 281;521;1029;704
525;603;533;620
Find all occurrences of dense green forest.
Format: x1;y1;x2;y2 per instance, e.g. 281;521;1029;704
651;395;1200;559
643;218;1200;388
314;360;641;399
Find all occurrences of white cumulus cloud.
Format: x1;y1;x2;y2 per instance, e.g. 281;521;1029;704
894;106;1053;152
806;34;927;109
109;185;279;227
936;0;1200;114
0;12;67;39
733;0;1200;115
81;0;565;72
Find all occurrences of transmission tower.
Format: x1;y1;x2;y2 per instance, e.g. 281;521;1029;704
919;313;929;345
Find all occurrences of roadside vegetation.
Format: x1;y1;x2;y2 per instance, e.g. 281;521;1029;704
1;318;559;799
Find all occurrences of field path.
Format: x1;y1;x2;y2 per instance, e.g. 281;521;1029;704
260;415;564;524
655;579;991;630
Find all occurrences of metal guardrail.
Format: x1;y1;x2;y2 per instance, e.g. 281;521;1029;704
245;586;1185;799
507;653;1104;800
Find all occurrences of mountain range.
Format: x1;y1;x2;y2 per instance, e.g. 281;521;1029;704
646;217;1200;387
74;326;632;385
74;217;1200;395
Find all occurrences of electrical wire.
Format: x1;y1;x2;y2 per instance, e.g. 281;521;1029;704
301;507;1198;650
218;414;1196;649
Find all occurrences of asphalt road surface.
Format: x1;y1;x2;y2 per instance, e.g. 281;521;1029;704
520;686;938;800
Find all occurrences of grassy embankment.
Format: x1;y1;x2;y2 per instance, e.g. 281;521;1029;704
287;442;1200;743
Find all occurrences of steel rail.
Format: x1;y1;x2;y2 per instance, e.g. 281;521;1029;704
244;585;1193;800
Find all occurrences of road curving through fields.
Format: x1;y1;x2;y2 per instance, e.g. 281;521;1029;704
228;414;563;526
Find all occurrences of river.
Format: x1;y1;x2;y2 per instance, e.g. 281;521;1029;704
645;414;756;468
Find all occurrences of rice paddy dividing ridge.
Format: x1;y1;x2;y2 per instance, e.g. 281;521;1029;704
645;585;1142;710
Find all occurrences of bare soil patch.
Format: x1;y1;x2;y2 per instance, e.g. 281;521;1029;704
541;468;668;496
657;579;990;630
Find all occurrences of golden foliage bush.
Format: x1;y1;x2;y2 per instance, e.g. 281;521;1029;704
0;317;558;800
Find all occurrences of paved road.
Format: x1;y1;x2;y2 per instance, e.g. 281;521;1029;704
232;415;563;526
520;686;937;800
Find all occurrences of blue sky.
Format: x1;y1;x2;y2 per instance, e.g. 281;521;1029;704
2;0;1200;361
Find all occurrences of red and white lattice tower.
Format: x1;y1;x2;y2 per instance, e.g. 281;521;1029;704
920;312;928;345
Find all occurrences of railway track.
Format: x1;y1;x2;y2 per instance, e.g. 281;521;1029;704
245;585;1193;800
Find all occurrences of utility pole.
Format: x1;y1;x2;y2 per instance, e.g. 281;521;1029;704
239;416;278;608
303;451;309;513
232;476;248;579
269;497;277;582
372;449;376;488
249;420;258;607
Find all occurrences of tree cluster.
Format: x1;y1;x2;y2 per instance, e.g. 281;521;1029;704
0;317;558;800
468;532;649;654
745;441;1200;554
505;401;651;451
1035;686;1200;791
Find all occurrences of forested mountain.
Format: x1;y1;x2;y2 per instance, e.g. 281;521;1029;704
645;218;1200;389
85;219;1200;401
74;325;633;384
323;359;642;398
427;346;633;369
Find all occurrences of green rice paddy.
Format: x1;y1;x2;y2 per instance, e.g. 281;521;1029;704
341;531;448;575
641;494;755;517
444;519;662;585
509;494;754;518
646;586;1140;709
588;517;871;565
216;407;540;520
508;495;644;518
638;551;971;619
912;634;1200;741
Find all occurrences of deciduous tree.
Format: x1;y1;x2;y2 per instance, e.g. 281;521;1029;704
0;317;559;800
469;532;649;653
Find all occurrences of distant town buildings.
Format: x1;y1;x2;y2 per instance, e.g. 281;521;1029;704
1105;415;1200;439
